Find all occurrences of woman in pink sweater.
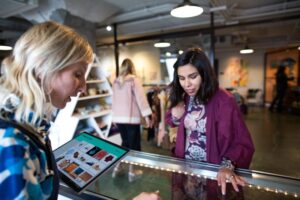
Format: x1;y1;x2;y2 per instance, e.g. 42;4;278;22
112;58;152;182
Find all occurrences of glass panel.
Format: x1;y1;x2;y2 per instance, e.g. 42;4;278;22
83;151;300;200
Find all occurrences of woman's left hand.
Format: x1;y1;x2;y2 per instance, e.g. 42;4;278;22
144;116;152;128
216;167;247;195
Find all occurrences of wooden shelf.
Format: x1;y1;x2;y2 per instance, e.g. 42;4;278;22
78;93;111;101
86;79;105;84
73;109;112;120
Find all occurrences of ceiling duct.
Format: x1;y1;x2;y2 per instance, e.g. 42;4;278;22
0;0;38;18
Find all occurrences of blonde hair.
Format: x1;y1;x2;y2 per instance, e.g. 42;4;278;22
0;21;93;125
119;58;136;76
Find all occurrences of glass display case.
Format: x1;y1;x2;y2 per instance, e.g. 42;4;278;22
59;151;300;200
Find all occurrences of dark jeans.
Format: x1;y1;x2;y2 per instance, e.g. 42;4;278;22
116;123;141;151
270;89;286;112
147;127;155;141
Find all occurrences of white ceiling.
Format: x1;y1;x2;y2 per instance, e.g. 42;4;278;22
1;0;300;52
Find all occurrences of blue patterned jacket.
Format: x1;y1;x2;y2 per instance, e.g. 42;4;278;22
0;94;58;200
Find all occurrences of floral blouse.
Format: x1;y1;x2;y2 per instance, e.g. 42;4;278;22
184;97;207;161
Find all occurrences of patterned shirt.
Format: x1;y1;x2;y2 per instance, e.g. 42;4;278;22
0;94;55;199
184;97;207;161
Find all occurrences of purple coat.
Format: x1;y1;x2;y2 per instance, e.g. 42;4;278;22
166;88;255;168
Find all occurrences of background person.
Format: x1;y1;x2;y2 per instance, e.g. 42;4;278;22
112;58;152;182
166;48;255;196
269;64;294;112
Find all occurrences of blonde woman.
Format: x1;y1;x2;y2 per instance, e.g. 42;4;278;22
0;21;161;200
0;21;93;199
112;58;152;182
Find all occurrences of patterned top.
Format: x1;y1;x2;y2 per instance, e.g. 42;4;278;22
0;94;55;199
184;97;207;161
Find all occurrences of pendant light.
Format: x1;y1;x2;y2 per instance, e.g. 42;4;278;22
240;45;254;54
170;0;204;18
0;45;12;51
154;41;171;48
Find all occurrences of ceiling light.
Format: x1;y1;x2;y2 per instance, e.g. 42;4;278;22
240;45;254;54
178;50;184;54
154;41;170;48
0;45;12;51
298;46;300;51
106;25;112;31
165;52;172;57
171;0;203;18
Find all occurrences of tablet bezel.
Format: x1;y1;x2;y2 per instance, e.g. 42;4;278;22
54;132;129;193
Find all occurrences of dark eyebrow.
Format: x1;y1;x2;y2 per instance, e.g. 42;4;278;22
188;72;199;77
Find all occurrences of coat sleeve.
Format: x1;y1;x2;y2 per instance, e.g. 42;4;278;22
166;108;182;127
132;78;152;117
166;109;175;127
0;133;48;199
216;95;255;169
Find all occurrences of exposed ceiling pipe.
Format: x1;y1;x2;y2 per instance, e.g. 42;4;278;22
98;4;176;26
234;0;300;15
0;18;32;31
96;13;300;47
97;1;300;34
234;7;300;21
209;0;231;21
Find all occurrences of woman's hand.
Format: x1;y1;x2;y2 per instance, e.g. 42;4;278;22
133;191;162;200
216;167;247;195
144;116;152;128
171;101;185;119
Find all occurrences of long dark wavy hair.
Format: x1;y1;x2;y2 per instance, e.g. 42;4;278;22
169;48;219;108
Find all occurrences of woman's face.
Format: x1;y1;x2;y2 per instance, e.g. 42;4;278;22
177;63;202;97
49;62;88;109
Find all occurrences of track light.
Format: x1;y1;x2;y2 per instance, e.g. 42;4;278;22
171;0;203;18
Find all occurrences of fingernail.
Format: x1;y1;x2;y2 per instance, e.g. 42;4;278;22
222;192;226;195
236;189;239;192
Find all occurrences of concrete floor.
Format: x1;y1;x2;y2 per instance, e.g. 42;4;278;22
141;107;300;178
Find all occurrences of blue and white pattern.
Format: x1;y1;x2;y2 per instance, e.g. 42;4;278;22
0;94;54;200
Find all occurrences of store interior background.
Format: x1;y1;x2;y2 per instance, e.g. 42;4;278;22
0;0;300;178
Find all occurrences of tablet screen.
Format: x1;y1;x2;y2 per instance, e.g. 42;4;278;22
54;132;128;193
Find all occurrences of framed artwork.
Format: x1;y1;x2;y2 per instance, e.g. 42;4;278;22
225;58;249;87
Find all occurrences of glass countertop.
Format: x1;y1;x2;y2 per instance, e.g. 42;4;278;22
59;151;300;200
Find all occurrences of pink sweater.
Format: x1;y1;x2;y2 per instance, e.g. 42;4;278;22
112;75;152;124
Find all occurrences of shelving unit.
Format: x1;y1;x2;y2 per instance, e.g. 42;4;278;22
49;54;121;150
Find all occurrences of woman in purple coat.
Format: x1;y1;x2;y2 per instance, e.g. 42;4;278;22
166;48;255;197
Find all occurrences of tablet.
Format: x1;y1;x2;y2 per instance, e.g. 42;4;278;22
53;132;129;193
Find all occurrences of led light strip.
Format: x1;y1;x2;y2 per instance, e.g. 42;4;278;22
121;160;299;198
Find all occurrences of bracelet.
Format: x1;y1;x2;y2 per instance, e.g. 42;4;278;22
219;158;235;171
